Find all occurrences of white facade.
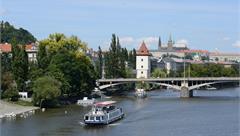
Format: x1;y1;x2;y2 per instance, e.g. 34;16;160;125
209;53;240;62
136;55;150;78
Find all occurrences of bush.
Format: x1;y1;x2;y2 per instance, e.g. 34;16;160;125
3;86;19;101
32;76;61;107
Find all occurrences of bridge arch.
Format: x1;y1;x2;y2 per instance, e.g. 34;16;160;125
148;82;181;91
98;81;182;91
99;82;128;90
189;81;231;90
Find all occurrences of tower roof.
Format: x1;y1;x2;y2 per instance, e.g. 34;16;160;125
137;41;150;56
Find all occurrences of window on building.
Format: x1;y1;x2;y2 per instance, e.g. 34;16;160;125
141;65;143;68
141;59;143;61
141;71;143;74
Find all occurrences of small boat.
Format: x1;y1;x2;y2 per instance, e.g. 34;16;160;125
84;101;124;125
5;112;16;118
77;97;95;106
135;89;147;98
206;85;217;90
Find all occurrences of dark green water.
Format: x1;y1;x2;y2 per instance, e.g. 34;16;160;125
1;87;239;136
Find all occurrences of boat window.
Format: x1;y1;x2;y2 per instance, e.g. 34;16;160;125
96;116;100;121
90;117;94;120
85;116;89;120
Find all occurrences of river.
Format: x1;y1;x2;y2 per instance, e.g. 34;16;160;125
1;87;239;136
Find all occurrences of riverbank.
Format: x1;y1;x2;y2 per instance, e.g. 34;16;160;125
0;100;39;118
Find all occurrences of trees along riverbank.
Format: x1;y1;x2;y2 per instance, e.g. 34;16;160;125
95;34;137;92
30;33;97;107
1;32;97;107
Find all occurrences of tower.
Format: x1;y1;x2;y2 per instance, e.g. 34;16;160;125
158;36;162;50
167;34;173;49
136;41;151;78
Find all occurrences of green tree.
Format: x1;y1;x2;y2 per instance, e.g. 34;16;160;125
104;34;129;78
12;43;29;92
1;52;12;72
32;76;61;107
3;85;18;101
96;46;103;78
37;44;49;70
46;64;70;96
151;68;167;78
37;33;96;97
39;33;87;57
50;49;96;97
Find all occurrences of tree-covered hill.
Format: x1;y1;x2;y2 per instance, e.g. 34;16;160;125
0;21;36;44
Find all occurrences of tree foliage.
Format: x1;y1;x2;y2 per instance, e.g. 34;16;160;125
96;46;103;78
32;76;61;107
12;44;29;92
151;68;167;78
35;33;96;98
187;64;238;77
104;34;128;78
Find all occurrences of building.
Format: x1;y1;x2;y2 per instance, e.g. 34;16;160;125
136;42;151;78
25;43;38;62
150;35;188;58
0;43;38;62
209;52;240;62
176;49;209;61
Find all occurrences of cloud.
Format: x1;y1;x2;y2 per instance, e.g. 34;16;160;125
136;37;158;46
119;36;159;48
223;37;231;41
174;39;188;47
233;40;240;48
119;37;134;45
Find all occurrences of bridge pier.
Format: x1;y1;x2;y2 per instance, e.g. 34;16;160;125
180;87;193;98
180;81;193;98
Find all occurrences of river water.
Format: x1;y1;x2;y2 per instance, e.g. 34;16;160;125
1;87;239;136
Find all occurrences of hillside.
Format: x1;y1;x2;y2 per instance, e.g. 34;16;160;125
0;21;36;45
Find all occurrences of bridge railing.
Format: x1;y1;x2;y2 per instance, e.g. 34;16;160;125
98;77;240;82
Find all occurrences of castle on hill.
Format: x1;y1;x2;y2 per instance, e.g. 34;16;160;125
150;35;189;58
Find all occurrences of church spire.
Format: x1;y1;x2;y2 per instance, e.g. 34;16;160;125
168;34;173;48
158;36;162;50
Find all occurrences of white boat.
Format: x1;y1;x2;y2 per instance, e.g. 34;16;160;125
77;97;95;106
84;101;124;125
135;89;147;98
206;85;217;90
4;112;16;118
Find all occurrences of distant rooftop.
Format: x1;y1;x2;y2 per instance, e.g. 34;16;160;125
137;41;151;56
0;43;37;53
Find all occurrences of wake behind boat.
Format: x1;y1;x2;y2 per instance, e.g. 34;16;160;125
84;101;124;125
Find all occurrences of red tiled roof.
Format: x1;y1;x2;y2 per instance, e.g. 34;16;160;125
177;49;209;53
25;44;33;50
0;43;35;53
0;43;12;53
137;42;150;56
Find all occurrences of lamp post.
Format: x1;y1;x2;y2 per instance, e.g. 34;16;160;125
0;49;1;100
184;53;186;84
239;62;240;87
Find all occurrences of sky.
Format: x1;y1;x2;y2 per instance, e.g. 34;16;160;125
0;0;239;52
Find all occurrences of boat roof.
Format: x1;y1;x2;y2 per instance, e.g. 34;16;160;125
94;101;116;107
